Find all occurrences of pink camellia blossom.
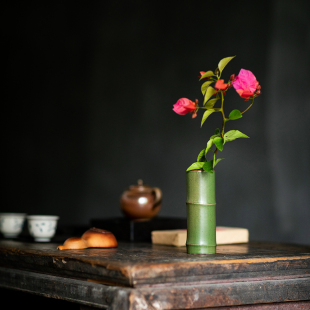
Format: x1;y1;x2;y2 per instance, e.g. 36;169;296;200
232;69;259;100
173;98;196;116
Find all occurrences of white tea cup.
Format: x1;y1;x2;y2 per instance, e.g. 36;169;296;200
27;215;59;242
0;213;27;238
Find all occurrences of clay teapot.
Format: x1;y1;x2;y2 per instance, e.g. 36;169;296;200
120;180;162;220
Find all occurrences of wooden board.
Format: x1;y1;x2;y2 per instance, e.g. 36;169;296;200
0;240;309;288
0;267;309;309
151;227;249;246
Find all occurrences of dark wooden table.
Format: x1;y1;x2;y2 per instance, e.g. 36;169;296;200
0;239;309;309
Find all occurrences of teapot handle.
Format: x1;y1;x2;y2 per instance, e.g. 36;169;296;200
152;187;162;210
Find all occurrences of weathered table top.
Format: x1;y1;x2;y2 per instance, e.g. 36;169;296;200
0;240;309;309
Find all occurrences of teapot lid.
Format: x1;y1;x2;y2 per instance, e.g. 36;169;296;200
128;179;152;192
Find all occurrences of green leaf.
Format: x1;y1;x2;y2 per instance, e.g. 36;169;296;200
214;158;224;167
224;130;249;144
205;138;214;154
213;137;224;151
199;70;214;80
186;162;205;172
214;128;220;135
205;98;219;109
197;149;206;162
201;109;221;127
203;86;215;105
218;56;236;73
201;109;214;127
202;160;214;173
229;109;243;120
201;81;213;95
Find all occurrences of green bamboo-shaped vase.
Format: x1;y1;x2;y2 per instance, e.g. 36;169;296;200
186;170;216;254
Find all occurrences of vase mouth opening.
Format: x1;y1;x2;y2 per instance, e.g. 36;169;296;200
187;169;215;173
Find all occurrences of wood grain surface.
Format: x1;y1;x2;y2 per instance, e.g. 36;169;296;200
0;240;309;287
0;266;309;309
0;240;309;309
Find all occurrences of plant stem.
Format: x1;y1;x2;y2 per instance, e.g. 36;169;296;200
220;91;226;138
214;148;218;158
241;96;255;114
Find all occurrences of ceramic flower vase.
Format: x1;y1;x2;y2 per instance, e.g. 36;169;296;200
186;170;216;254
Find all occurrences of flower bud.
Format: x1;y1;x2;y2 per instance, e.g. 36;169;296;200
214;79;228;90
173;98;196;115
230;74;235;81
199;71;210;80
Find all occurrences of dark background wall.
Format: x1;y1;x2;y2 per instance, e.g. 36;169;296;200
3;1;310;245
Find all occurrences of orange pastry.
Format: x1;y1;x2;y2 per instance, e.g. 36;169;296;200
57;227;117;250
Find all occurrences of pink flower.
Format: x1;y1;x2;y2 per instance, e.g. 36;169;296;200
214;79;228;90
232;69;259;100
173;98;196;115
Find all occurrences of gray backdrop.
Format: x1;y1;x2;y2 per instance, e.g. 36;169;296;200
3;0;310;245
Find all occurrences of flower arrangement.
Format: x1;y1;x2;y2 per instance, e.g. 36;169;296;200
173;56;261;172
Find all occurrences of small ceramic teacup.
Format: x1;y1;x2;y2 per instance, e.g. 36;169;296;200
0;213;27;238
27;215;59;242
